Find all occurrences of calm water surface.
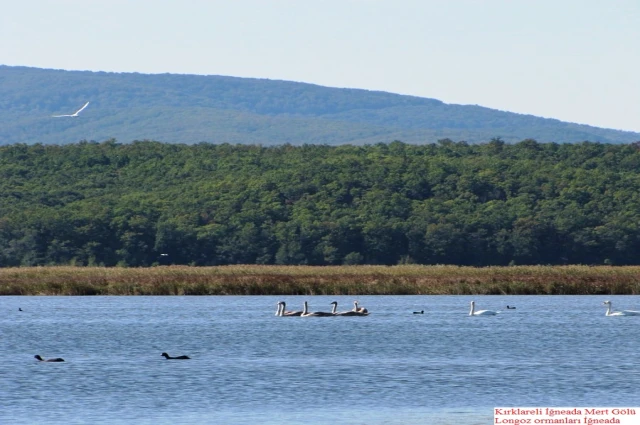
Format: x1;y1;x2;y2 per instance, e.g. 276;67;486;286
1;295;639;424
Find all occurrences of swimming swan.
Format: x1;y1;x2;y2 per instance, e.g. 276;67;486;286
161;352;190;360
330;301;368;316
352;301;369;314
469;301;498;316
34;355;64;362
301;301;335;317
602;300;640;316
276;301;303;316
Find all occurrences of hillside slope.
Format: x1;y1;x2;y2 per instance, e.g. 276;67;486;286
1;65;639;145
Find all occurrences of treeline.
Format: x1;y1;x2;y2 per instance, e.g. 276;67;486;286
2;139;640;267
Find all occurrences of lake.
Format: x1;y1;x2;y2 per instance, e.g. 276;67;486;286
1;295;639;424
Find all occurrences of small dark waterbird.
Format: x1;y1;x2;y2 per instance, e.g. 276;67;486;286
161;352;190;360
34;355;64;362
413;310;424;314
506;305;516;309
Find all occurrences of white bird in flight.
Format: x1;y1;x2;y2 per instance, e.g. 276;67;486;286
53;101;90;117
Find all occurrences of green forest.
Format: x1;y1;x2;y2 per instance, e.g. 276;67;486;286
2;139;640;267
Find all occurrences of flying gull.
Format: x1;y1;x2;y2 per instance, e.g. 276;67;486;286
53;101;90;117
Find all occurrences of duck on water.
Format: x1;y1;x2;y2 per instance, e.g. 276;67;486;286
34;355;64;362
161;352;190;360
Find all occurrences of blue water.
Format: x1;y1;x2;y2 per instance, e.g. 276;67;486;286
1;295;639;424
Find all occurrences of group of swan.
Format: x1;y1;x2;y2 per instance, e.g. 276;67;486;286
277;300;640;317
277;301;511;317
469;300;640;317
276;301;369;317
602;300;640;316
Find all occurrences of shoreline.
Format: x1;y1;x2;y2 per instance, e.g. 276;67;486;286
2;265;640;296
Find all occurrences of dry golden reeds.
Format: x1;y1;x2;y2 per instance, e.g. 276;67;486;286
2;265;640;295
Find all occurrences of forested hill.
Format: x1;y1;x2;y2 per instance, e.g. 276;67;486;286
1;65;639;145
2;140;640;267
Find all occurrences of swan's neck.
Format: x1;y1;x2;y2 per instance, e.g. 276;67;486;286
302;302;308;315
276;303;282;316
331;303;337;314
606;304;612;316
469;303;475;315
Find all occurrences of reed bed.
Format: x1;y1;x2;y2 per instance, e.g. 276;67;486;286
2;265;640;295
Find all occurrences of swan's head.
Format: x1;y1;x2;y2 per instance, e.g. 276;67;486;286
470;301;475;306
330;301;337;305
603;300;612;305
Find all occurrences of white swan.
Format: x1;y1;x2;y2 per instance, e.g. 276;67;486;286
276;301;302;316
53;101;90;117
352;301;368;314
301;301;335;317
331;301;368;316
469;301;498;316
603;300;640;316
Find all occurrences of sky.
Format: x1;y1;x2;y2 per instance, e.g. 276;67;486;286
2;0;639;132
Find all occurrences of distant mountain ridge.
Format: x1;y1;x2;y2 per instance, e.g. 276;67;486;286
1;65;638;145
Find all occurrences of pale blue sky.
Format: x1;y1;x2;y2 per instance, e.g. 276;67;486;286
2;0;639;132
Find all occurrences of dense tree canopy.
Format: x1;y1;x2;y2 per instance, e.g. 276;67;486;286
2;139;640;267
